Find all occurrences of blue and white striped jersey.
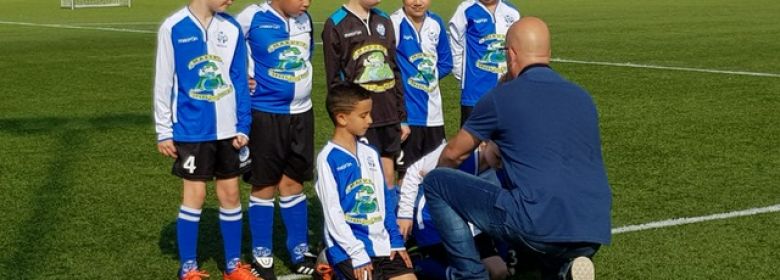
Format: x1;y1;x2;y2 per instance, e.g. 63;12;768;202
315;141;405;268
398;142;482;247
154;7;251;142
449;0;520;106
390;9;453;127
237;3;314;114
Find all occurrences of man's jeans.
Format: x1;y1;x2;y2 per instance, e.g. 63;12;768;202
422;168;599;280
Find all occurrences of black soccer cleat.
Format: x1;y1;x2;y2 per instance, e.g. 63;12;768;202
251;256;277;280
292;251;318;275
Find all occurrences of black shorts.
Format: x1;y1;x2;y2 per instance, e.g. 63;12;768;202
460;105;474;127
172;139;251;180
245;109;314;186
360;124;402;158
397;126;445;173
334;257;414;280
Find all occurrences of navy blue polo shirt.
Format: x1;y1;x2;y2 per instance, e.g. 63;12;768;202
464;64;612;245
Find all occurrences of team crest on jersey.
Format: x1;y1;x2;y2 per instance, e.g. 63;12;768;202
188;55;234;101
428;30;438;43
216;31;229;47
504;15;516;26
267;40;310;82
408;53;438;92
353;44;395;92
476;34;507;74
376;23;386;37
344;178;382;225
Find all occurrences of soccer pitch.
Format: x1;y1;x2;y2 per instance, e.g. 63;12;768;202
0;0;778;278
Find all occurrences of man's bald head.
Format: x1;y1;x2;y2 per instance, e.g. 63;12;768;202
505;17;551;78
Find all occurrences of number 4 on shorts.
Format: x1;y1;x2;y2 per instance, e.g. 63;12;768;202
183;156;196;174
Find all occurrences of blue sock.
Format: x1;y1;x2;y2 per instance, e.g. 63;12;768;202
177;205;201;276
249;195;275;259
220;206;243;274
279;193;309;264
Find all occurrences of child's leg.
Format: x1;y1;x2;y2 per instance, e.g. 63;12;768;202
215;177;243;273
178;179;207;275
249;185;276;260
278;175;312;269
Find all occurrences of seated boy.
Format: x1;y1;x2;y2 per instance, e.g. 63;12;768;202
398;142;509;280
314;84;417;280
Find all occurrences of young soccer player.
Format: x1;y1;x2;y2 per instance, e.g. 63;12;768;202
389;0;453;181
236;0;317;278
322;0;409;193
449;0;520;125
398;142;509;280
153;0;256;279
315;84;416;280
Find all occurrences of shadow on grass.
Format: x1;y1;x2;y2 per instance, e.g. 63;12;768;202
0;113;150;134
0;113;150;278
158;196;325;274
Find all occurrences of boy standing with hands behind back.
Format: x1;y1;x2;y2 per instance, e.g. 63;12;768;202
450;0;520;125
237;0;317;278
322;0;409;195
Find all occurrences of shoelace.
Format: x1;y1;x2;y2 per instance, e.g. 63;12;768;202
182;269;210;280
227;263;261;280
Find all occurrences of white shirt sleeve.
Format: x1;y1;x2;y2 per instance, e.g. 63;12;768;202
236;7;255;79
398;143;446;219
315;155;372;268
449;3;468;82
153;24;175;141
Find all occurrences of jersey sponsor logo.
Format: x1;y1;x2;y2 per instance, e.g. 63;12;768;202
344;30;363;38
474;18;489;24
407;52;438;92
403;35;415;41
267;40;311;82
353;44;395;92
476;34;507;74
177;36;199;44
336;162;353;171
344;178;382;225
258;23;282;29
187;55;234;101
376;23;386;37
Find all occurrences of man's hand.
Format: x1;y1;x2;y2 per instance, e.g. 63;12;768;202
390;250;413;268
353;263;373;280
248;77;257;93
157;139;178;159
232;135;248;149
397;219;413;240
400;124;411;142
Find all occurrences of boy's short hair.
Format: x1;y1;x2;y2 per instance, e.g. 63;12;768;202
326;83;372;124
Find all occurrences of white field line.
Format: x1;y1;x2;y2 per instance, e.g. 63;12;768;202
2;20;779;78
552;58;780;78
68;21;158;25
612;203;780;234
0;20;154;34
